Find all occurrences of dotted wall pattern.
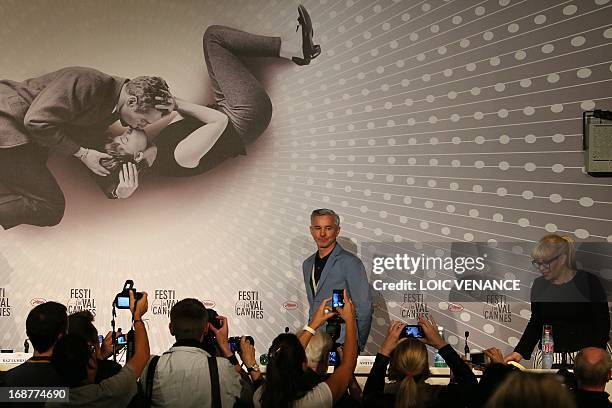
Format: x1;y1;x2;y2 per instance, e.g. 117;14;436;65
0;0;610;362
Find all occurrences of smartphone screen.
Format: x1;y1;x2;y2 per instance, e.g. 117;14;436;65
328;351;338;365
332;290;344;310
401;324;424;338
116;335;127;345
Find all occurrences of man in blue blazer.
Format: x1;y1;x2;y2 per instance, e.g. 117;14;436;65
302;208;373;350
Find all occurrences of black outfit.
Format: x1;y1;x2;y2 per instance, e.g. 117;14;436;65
150;25;280;177
573;389;612;408
469;363;517;408
310;251;331;295
3;358;62;408
3;357;63;387
514;270;610;359
362;345;477;408
150;115;245;177
95;359;122;383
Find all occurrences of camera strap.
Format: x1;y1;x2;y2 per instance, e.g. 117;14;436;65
208;356;222;408
145;355;160;408
142;347;221;408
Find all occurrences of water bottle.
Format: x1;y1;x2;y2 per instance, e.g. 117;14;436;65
434;326;448;368
541;324;554;369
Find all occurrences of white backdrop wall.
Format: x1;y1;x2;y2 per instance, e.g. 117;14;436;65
0;0;610;364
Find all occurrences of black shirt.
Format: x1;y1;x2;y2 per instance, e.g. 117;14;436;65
573;389;612;408
4;358;63;387
310;251;331;294
514;270;610;358
151;115;246;177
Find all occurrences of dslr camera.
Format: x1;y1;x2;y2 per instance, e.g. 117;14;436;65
203;309;222;355
228;336;255;353
114;280;143;309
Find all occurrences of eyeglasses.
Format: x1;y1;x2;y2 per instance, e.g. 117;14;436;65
531;253;562;269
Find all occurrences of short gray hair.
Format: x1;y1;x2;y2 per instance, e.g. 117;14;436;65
310;209;340;226
305;331;333;365
574;347;611;387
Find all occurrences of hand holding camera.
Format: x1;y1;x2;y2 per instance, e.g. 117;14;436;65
237;336;256;367
309;296;336;330
418;314;447;350
379;320;406;357
209;315;232;356
115;280;144;312
130;290;148;320
483;347;504;366
334;288;355;323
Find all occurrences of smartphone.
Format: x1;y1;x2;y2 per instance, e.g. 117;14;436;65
400;324;424;339
115;334;127;345
332;289;344;311
328;351;338;366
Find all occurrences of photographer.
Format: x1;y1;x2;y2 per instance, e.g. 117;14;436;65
48;291;150;407
67;310;123;383
362;315;477;408
254;289;358;407
141;298;257;407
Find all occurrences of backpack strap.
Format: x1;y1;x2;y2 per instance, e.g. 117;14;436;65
208;356;222;408
145;355;161;407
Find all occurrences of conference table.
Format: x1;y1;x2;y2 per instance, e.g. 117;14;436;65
2;353;611;401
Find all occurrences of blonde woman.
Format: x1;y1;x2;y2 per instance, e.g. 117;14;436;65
363;315;477;408
505;234;609;367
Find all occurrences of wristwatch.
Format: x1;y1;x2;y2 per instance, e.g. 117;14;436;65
246;363;260;373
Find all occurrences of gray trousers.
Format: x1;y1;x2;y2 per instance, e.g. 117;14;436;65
203;25;280;145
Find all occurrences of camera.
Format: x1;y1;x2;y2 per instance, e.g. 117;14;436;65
114;280;143;309
206;309;222;330
325;320;341;342
470;352;489;367
202;309;222;355
400;324;424;339
228;336;254;353
115;334;127;346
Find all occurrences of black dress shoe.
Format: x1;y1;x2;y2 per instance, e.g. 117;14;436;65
292;4;321;66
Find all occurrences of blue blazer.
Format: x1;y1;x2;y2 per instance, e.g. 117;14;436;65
302;243;373;349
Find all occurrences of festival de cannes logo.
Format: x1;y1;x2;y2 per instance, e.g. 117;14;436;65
152;289;178;316
0;288;11;317
235;290;264;319
483;295;512;323
68;288;96;317
400;293;428;319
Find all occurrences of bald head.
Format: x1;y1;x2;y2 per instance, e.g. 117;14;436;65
574;347;611;390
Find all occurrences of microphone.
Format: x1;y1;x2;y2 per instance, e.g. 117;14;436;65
464;331;470;360
284;327;290;333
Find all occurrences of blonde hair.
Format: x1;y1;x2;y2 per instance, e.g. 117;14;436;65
532;234;577;270
388;338;431;408
304;331;333;366
486;372;576;408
